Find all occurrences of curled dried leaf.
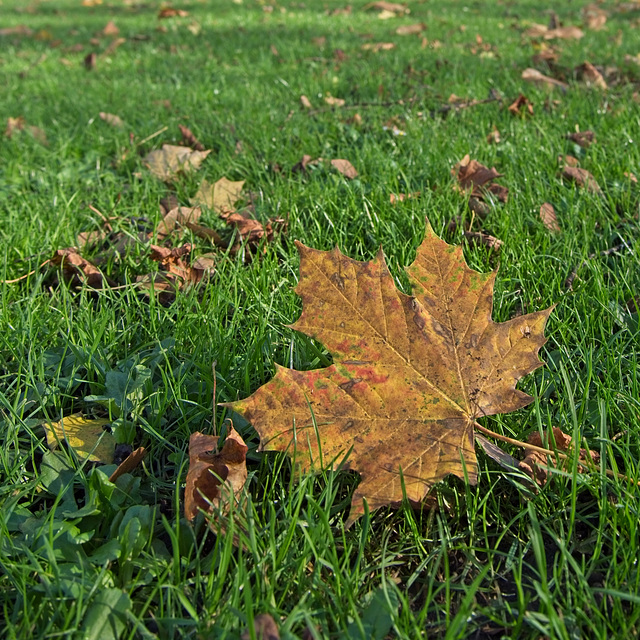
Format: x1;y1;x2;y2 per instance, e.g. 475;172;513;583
540;203;561;232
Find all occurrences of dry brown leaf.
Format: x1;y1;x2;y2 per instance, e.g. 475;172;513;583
157;206;202;237
560;154;580;167
103;37;126;57
390;192;420;203
464;231;503;251
191;177;245;215
486;126;501;144
144;144;211;182
364;1;408;13
540;203;560;233
576;61;607;90
5;116;48;145
324;95;345;107
562;166;602;193
102;20;119;37
508;93;534;116
184;429;248;522
0;25;32;36
567;130;595;148
583;4;608;30
84;52;97;70
242;614;280;640
51;248;111;288
224;220;552;524
525;24;584;40
158;7;189;18
521;68;568;89
331;158;358;179
396;23;426;35
624;171;638;184
452;155;508;203
109;447;146;483
178;124;205;151
361;42;396;52
99;112;124;127
300;95;312;109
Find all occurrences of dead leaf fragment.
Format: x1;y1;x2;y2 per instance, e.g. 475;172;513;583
44;414;114;463
109;447;146;482
184;429;248;522
396;23;425;35
51;248;111;288
224;220;552;525
242;614;280;640
324;95;345;107
486;126;501;144
361;42;395;52
525;24;584;40
178;124;205;151
364;1;408;13
158;7;189;18
5;116;48;145
576;61;607;89
583;4;608;30
508;93;534;116
390;192;420;203
452;155;508;203
331;158;358;179
562;166;602;193
191;177;245;214
144;144;211;182
84;52;97;70
540;203;560;233
157;206;202;236
300;95;312;109
99;112;124;127
567;130;595;148
464;231;503;251
522;68;568;89
102;21;119;37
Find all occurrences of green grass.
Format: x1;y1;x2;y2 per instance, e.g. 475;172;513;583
1;0;640;638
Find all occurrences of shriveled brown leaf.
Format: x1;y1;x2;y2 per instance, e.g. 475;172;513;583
364;1;409;13
51;248;111;288
109;447;146;483
521;67;568;89
560;154;580;167
99;112;124;127
576;61;607;90
103;37;126;57
0;25;32;36
464;231;503;251
324;95;345;107
540;203;560;233
222;212;286;247
567;130;595;148
224;220;551;524
300;94;312;109
396;23;426;35
624;171;638;184
390;192;420;204
178;124;205;151
157;206;202;237
292;154;322;174
84;52;97;70
508;93;534;116
562;166;602;193
330;158;358;179
361;42;396;52
453;156;508;202
486;126;501;144
241;614;279;640
583;4;608;30
5;116;48;145
525;24;584;40
158;7;189;18
191;177;245;215
144;144;211;182
102;20;119;37
184;429;248;522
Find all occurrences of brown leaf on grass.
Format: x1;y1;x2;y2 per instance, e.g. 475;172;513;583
144;144;211;182
525;24;584;40
540;203;561;233
109;447;146;483
324;95;345;107
222;211;286;248
624;171;638;184
576;62;607;90
396;23;426;35
51;248;112;288
567;130;595;148
364;1;409;13
390;192;420;203
452;155;508;203
331;158;358;179
300;94;312;109
560;154;580;167
486;126;501;144
241;614;279;640
521;68;568;89
521;428;600;485
178;124;205;151
184;429;248;522
158;7;189;18
508;93;534;116
562;166;602;193
191;177;245;214
102;20;119;37
84;52;97;70
464;230;504;251
361;42;396;52
99;112;124;127
0;25;33;36
157;206;202;237
103;37;126;57
223;220;552;525
5;116;48;145
583;4;608;30
292;155;321;174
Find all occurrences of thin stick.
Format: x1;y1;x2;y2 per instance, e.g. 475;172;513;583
0;259;51;284
136;126;168;147
211;360;218;437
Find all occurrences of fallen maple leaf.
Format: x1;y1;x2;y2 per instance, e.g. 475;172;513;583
156;206;202;237
44;414;115;463
191;177;245;214
224;220;552;525
184;429;248;523
144;144;211;182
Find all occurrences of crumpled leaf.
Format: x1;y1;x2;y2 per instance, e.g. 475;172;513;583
44;413;115;463
508;93;534;116
178;124;205;151
540;203;561;233
396;23;425;35
521;68;568;89
51;248;112;288
191;177;245;214
241;614;279;640
156;206;202;237
224;220;552;525
464;230;503;251
184;429;248;522
5;116;48;145
576;61;607;90
331;158;358;179
567;130;595;148
562;166;602;193
144;144;211;182
99;112;124;127
109;447;146;483
524;24;584;40
364;1;409;14
452;155;508;203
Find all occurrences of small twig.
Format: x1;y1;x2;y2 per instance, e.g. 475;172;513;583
565;242;629;290
211;360;218;437
307;95;418;116
136;126;169;147
0;259;51;284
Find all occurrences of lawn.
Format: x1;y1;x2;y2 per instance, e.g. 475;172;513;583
1;0;640;638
